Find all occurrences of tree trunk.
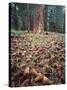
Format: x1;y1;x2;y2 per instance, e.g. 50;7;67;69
11;3;18;30
33;5;44;33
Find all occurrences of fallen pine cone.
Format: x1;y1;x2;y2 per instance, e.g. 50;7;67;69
53;63;61;71
20;79;29;86
20;64;26;72
26;58;31;63
56;70;62;78
24;67;30;75
35;73;43;82
34;72;53;85
21;64;26;68
38;61;44;67
42;76;53;85
31;68;38;76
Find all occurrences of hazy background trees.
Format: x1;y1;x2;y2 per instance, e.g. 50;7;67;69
9;3;65;33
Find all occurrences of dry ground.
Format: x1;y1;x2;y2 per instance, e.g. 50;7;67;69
10;31;65;87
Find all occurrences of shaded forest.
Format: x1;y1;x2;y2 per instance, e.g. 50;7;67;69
9;3;65;33
9;3;65;87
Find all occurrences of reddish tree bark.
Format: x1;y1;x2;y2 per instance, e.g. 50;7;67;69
33;5;44;33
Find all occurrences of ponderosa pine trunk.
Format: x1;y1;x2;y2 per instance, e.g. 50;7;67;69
33;5;44;33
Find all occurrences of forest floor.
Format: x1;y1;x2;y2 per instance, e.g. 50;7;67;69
10;31;65;87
